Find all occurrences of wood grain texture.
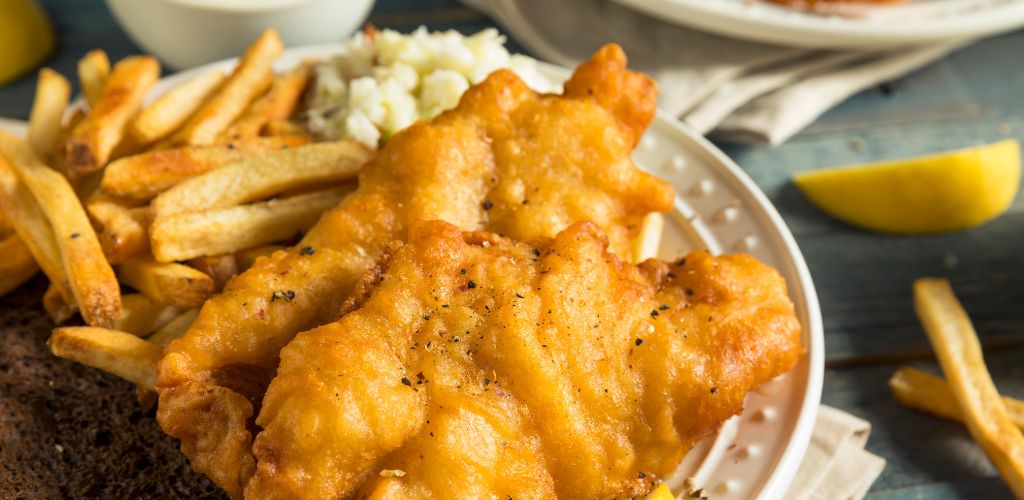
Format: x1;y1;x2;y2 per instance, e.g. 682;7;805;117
0;0;1022;498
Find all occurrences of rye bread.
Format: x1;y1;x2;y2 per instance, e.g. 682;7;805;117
0;277;226;499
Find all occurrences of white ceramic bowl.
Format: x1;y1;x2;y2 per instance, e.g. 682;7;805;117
105;0;375;69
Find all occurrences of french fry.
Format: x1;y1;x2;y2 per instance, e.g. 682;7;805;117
117;255;214;308
148;308;198;347
151;186;351;262
28;68;71;162
48;326;162;390
236;244;286;271
890;366;1024;431
65;56;160;176
914;278;1024;497
1;132;121;326
111;293;183;337
167;30;283;146
151;140;369;218
86;195;149;264
0;234;40;296
0;147;74;304
51;107;87;176
264;118;310;138
224;63;311;139
188;254;238;291
100;135;310;201
78;50;110;108
632;212;663;263
131;70;226;144
43;284;78;324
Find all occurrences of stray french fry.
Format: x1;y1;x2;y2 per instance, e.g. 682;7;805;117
65;56;160;176
1;132;121;326
890;366;1024;431
151;186;351;262
914;278;1024;497
188;254;238;291
152;140;369;218
632;212;663;263
168;30;283;146
148;308;198;347
224;63;311;139
28;68;70;162
78;50;110;108
0;148;75;304
111;293;183;336
100;135;310;200
117;255;214;308
48;326;162;390
0;234;40;296
86;195;149;264
132;70;226;144
236;244;285;271
43;284;78;324
264;118;309;137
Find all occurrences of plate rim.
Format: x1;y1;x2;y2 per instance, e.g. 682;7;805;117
151;44;825;498
610;0;1024;48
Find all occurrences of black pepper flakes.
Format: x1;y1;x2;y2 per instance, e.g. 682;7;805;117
659;304;670;310
650;309;659;318
638;471;647;479
423;314;431;321
675;257;686;266
466;280;477;289
635;338;644;346
482;200;493;210
460;268;467;275
484;378;491;386
710;387;718;394
70;233;81;239
271;290;296;302
300;246;315;255
533;248;541;258
515;293;524;299
401;377;412;386
685;288;695;296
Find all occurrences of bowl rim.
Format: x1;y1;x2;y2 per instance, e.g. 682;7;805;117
148;0;364;14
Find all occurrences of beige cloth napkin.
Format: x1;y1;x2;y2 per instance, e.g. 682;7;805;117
461;0;965;144
788;405;887;500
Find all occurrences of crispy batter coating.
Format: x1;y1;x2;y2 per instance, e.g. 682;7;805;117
245;221;803;498
156;44;674;496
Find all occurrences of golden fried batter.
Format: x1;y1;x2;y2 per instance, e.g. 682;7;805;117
246;221;803;498
156;44;674;496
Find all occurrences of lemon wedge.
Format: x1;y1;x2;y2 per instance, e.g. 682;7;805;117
794;139;1021;234
644;484;675;500
0;0;55;85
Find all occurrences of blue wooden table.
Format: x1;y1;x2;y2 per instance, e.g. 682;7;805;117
2;1;1021;498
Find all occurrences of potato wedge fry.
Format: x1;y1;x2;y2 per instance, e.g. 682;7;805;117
151;140;369;218
132;70;226;144
188;254;238;291
78;50;110;108
151;186;351;262
890;366;1024;431
86;195;150;264
100;135;310;200
0;158;73;303
632;212;663;263
110;293;183;336
117;255;214;308
914;278;1024;496
224;63;311;139
43;283;78;324
28;68;71;162
148;308;198;347
168;30;283;146
49;326;162;390
236;244;286;271
1;132;121;326
65;56;160;176
0;234;39;296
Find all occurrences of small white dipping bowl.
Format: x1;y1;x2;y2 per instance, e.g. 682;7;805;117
106;0;375;70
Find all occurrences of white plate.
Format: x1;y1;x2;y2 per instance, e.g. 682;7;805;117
611;0;1024;48
151;47;825;499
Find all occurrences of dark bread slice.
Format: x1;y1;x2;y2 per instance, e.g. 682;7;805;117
0;277;226;499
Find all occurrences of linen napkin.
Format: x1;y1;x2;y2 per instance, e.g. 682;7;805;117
787;405;887;500
460;0;964;144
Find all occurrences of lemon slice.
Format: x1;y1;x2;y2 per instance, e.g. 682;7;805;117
644;484;675;500
794;139;1021;234
0;0;55;85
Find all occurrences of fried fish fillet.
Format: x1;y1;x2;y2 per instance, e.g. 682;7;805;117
156;44;674;496
245;221;803;498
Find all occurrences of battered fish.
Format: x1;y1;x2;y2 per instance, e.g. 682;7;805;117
156;44;674;496
246;221;803;498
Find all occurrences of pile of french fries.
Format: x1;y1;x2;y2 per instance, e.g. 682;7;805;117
0;29;372;392
891;279;1024;497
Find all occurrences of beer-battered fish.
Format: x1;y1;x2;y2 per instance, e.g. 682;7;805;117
156;44;674;496
246;221;803;498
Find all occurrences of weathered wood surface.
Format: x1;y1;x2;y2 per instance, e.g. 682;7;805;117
0;0;1021;498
